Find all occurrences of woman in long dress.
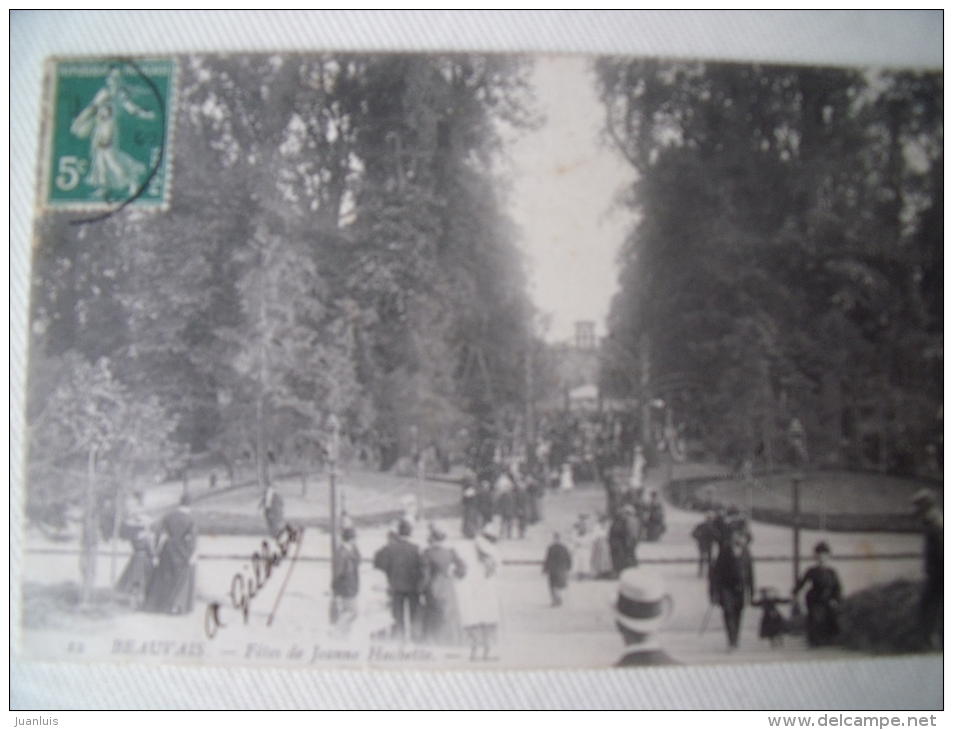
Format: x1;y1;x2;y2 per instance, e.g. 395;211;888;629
629;445;646;490
793;541;842;647
456;525;503;660
420;525;466;644
116;517;154;606
142;496;196;615
559;463;575;491
571;514;594;579
589;515;614;579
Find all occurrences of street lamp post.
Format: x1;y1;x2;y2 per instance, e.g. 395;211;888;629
792;474;802;588
789;417;808;588
327;414;340;592
411;424;421;521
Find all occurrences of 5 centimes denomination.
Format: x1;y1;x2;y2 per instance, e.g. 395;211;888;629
42;58;175;212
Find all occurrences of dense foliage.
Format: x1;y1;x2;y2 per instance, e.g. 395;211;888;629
27;53;538;532
597;60;942;475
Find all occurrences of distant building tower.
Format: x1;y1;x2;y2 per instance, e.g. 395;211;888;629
575;321;596;351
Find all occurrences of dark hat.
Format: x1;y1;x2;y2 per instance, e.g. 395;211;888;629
814;541;831;555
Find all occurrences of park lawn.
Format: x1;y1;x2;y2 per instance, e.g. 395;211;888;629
182;467;463;535
699;470;941;517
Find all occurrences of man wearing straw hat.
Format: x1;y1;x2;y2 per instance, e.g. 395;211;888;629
613;566;677;666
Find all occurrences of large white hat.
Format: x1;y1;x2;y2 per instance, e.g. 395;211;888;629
614;567;673;634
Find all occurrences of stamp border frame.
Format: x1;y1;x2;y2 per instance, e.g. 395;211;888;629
37;55;178;215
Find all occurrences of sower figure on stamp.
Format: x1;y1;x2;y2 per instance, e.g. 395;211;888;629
142;494;196;615
543;532;572;607
373;519;423;642
69;67;155;198
331;527;361;636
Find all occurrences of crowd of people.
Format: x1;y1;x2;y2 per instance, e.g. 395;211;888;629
460;466;544;541
366;518;502;659
110;450;941;664
691;506;846;650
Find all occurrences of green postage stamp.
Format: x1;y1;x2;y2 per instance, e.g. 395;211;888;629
41;58;176;211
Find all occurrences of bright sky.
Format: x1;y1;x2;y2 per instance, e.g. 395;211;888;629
504;55;636;344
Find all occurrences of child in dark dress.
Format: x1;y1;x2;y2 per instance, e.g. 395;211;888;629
752;587;791;647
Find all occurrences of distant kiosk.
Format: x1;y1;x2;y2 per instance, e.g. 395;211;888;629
567;321;599;411
575;321;596;351
569;383;599;412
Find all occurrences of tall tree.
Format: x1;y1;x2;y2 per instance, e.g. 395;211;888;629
597;59;942;473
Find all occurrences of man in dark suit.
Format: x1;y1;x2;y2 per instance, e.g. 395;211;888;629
543;532;572;606
609;504;641;575
709;529;750;649
373;518;423;641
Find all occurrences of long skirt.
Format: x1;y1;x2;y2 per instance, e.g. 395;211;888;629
805;600;839;646
590;537;614;578
142;550;194;615
116;547;153;604
423;578;462;645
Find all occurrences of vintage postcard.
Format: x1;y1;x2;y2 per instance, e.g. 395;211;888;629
17;47;942;682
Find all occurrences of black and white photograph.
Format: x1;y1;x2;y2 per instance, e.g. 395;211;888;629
10;10;943;710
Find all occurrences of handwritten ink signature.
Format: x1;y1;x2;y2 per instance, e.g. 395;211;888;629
205;523;303;639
